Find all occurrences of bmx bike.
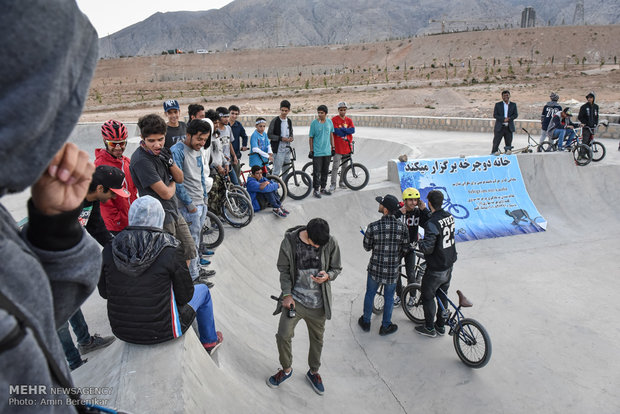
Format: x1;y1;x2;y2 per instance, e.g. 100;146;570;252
401;283;492;368
302;140;370;190
239;159;288;202
538;129;593;166
421;183;469;219
373;251;426;315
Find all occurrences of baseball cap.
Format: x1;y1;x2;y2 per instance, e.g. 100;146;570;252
163;99;180;112
337;101;348;109
563;107;573;116
92;165;130;198
375;194;399;212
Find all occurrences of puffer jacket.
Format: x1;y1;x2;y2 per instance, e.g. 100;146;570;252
94;148;138;232
98;226;195;344
276;226;342;320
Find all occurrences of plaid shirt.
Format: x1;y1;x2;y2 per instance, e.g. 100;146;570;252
363;214;409;284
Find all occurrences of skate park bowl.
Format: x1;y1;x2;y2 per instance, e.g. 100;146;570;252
5;123;620;413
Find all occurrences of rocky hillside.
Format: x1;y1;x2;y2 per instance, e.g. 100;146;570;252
98;0;620;58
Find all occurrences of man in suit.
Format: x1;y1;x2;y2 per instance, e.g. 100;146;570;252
492;90;518;155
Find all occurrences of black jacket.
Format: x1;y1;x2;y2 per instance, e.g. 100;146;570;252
82;199;112;247
578;102;599;128
98;226;195;344
418;209;457;271
493;101;518;132
394;207;432;243
268;116;294;154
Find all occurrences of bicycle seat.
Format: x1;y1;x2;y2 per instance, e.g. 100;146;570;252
456;290;473;308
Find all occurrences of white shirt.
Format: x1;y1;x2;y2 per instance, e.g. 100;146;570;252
503;102;509;125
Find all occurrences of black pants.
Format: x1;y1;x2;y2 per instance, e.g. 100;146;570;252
491;126;513;153
421;267;452;330
312;156;330;191
582;127;593;146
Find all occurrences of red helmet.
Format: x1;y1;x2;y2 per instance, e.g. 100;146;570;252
101;120;127;141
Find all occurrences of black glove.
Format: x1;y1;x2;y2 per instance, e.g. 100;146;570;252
159;147;174;168
331;148;336;156
308;151;314;159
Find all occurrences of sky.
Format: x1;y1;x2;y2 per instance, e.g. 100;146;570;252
76;0;234;37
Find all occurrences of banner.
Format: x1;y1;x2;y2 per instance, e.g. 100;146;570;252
397;155;546;242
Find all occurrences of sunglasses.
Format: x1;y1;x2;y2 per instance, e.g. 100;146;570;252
105;140;127;148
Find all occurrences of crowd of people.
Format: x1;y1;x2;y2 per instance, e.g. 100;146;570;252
492;89;603;154
2;2;613;410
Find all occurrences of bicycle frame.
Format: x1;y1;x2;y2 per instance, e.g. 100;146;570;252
435;289;465;335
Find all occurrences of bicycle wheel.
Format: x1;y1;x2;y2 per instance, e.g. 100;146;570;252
302;161;313;177
283;171;312;200
221;192;253;228
266;174;287;203
232;185;251;203
590;141;606;162
573;143;592;166
448;203;469;219
342;163;369;190
372;284;384;315
537;141;555;152
200;211;224;249
453;318;492;369
401;283;425;324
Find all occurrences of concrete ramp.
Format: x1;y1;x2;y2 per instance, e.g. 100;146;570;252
61;130;620;413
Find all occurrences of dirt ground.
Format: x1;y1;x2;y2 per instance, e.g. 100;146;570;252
81;25;620;123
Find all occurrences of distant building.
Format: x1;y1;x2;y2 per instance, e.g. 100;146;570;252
521;7;536;28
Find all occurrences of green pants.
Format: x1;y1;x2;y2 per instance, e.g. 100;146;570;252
276;301;326;373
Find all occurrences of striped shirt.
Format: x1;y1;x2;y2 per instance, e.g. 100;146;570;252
363;214;409;284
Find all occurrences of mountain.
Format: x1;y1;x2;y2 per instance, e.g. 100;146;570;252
98;0;620;58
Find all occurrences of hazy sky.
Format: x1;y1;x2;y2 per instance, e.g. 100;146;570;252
76;0;234;37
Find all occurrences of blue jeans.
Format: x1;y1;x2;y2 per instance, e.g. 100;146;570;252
256;191;281;210
362;273;396;328
553;128;576;149
228;166;239;185
181;204;208;280
188;283;218;344
421;267;453;330
57;309;90;368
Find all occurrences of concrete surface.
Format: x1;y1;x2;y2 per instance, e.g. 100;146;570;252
5;124;620;413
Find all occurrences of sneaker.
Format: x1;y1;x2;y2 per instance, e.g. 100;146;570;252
415;325;437;338
379;323;398;336
194;276;214;288
202;250;215;256
306;370;325;395
407;297;416;307
357;316;370;332
339;182;347;189
77;334;115;355
273;208;287;218
393;296;401;307
69;358;88;371
492;151;500;156
280;206;290;215
200;258;211;266
320;188;332;196
329;185;336;193
267;368;293;388
313;190;322;198
434;323;446;336
199;269;216;278
204;331;223;355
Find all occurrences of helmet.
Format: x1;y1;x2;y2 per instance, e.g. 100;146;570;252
549;92;559;101
101;120;128;141
337;101;348;109
402;187;420;200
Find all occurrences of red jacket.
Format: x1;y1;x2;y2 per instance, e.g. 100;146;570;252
94;148;138;231
331;115;355;154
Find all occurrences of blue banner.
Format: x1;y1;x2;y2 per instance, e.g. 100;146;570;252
397;155;546;242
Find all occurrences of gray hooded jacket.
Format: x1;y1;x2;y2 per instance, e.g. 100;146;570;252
0;1;100;412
